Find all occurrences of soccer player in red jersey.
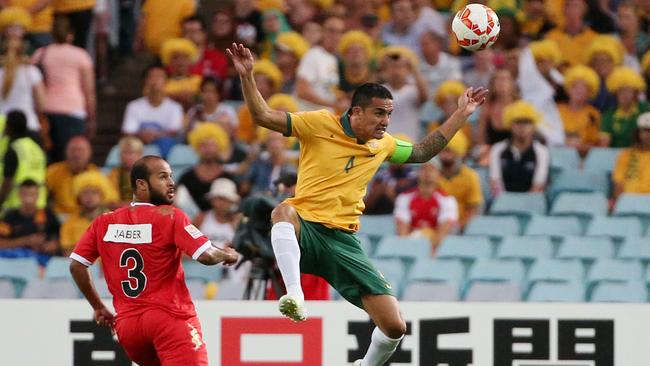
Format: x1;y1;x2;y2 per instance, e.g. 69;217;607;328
69;156;239;366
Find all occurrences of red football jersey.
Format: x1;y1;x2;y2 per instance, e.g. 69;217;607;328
71;203;213;320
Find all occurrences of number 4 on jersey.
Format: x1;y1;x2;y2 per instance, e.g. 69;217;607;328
344;156;355;173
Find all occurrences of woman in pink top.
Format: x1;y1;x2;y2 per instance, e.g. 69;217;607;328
31;17;95;162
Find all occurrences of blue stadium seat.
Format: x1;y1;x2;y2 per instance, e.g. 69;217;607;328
549;170;609;199
473;166;492;203
402;282;460;301
550;192;608;219
21;279;79;299
464;216;520;239
0;279;15;298
489;192;547;218
436;235;493;262
464;283;522;301
182;261;222;283
104;143;161;168
359;215;396;239
496;236;554;264
587;259;644;286
167;144;199;175
374;236;431;262
583;147;622;174
527;282;585;302
372;258;406;294
524;215;583;237
550;146;581;174
0;258;39;292
215;279;246;300
613;194;650;224
617;237;650;263
407;258;464;284
466;259;525;295
45;257;99;280
590;281;647;303
586;216;643;239
186;279;206;300
556;236;615;263
527;259;585;286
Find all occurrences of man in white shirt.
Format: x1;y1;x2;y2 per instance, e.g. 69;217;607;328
121;65;183;157
381;49;428;141
295;16;344;111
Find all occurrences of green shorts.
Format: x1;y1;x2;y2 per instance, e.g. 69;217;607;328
297;216;394;308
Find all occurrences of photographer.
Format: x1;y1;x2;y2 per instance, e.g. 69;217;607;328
234;173;330;300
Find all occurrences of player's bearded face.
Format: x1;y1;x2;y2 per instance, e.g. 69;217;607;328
149;180;174;205
145;165;175;205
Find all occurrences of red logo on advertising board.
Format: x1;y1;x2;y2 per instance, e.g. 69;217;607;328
221;317;322;366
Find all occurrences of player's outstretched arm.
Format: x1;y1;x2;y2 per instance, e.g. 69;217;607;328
70;260;114;329
197;245;239;266
406;87;488;163
226;43;289;134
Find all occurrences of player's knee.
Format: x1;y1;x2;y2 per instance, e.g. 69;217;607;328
271;204;296;224
384;319;407;339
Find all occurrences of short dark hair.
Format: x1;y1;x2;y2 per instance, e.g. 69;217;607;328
350;83;393;110
183;15;206;30
200;76;223;94
130;156;160;190
142;62;165;80
19;179;39;188
6;110;28;137
53;16;73;43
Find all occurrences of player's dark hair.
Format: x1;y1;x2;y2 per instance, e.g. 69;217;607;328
350;83;393;110
19;179;39;188
130;156;162;190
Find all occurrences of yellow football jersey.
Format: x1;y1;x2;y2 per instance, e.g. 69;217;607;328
283;110;411;232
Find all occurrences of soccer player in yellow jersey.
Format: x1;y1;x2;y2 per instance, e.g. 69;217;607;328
228;43;487;366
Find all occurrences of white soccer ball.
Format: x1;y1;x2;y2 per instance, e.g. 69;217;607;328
452;3;500;52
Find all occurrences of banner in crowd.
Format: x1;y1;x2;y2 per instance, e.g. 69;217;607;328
1;300;647;365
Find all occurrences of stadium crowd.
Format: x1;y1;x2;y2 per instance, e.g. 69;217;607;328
0;0;648;301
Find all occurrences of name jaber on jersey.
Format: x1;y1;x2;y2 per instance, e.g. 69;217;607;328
103;224;153;244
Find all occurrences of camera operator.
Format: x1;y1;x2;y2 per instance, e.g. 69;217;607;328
234;173;330;300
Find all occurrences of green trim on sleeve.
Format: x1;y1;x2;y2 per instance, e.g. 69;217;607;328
389;139;413;164
283;112;292;137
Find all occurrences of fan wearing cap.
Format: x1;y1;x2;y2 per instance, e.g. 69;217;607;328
379;45;428;141
489;101;550;194
436;132;483;230
557;65;602;155
428;80;472;145
273;31;309;94
393;158;459;252
161;38;202;109
194;178;241;249
600;67;649;148
338;30;377;95
175;123;237;218
60;171;118;257
529;40;564;98
612;112;650;199
585;35;625;112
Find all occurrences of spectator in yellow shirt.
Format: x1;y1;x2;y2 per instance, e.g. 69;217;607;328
59;170;115;256
437;132;484;230
134;0;196;55
557;65;602;156
45;136;98;216
612;112;650;200
544;0;597;68
6;0;54;48
160;38;201;109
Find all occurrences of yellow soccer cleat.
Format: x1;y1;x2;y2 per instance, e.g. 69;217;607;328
278;294;307;322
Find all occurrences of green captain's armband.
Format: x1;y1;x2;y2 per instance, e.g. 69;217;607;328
388;138;413;164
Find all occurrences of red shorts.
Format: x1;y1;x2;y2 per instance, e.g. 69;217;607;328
115;309;208;366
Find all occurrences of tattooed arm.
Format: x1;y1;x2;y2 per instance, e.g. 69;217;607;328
406;87;489;163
